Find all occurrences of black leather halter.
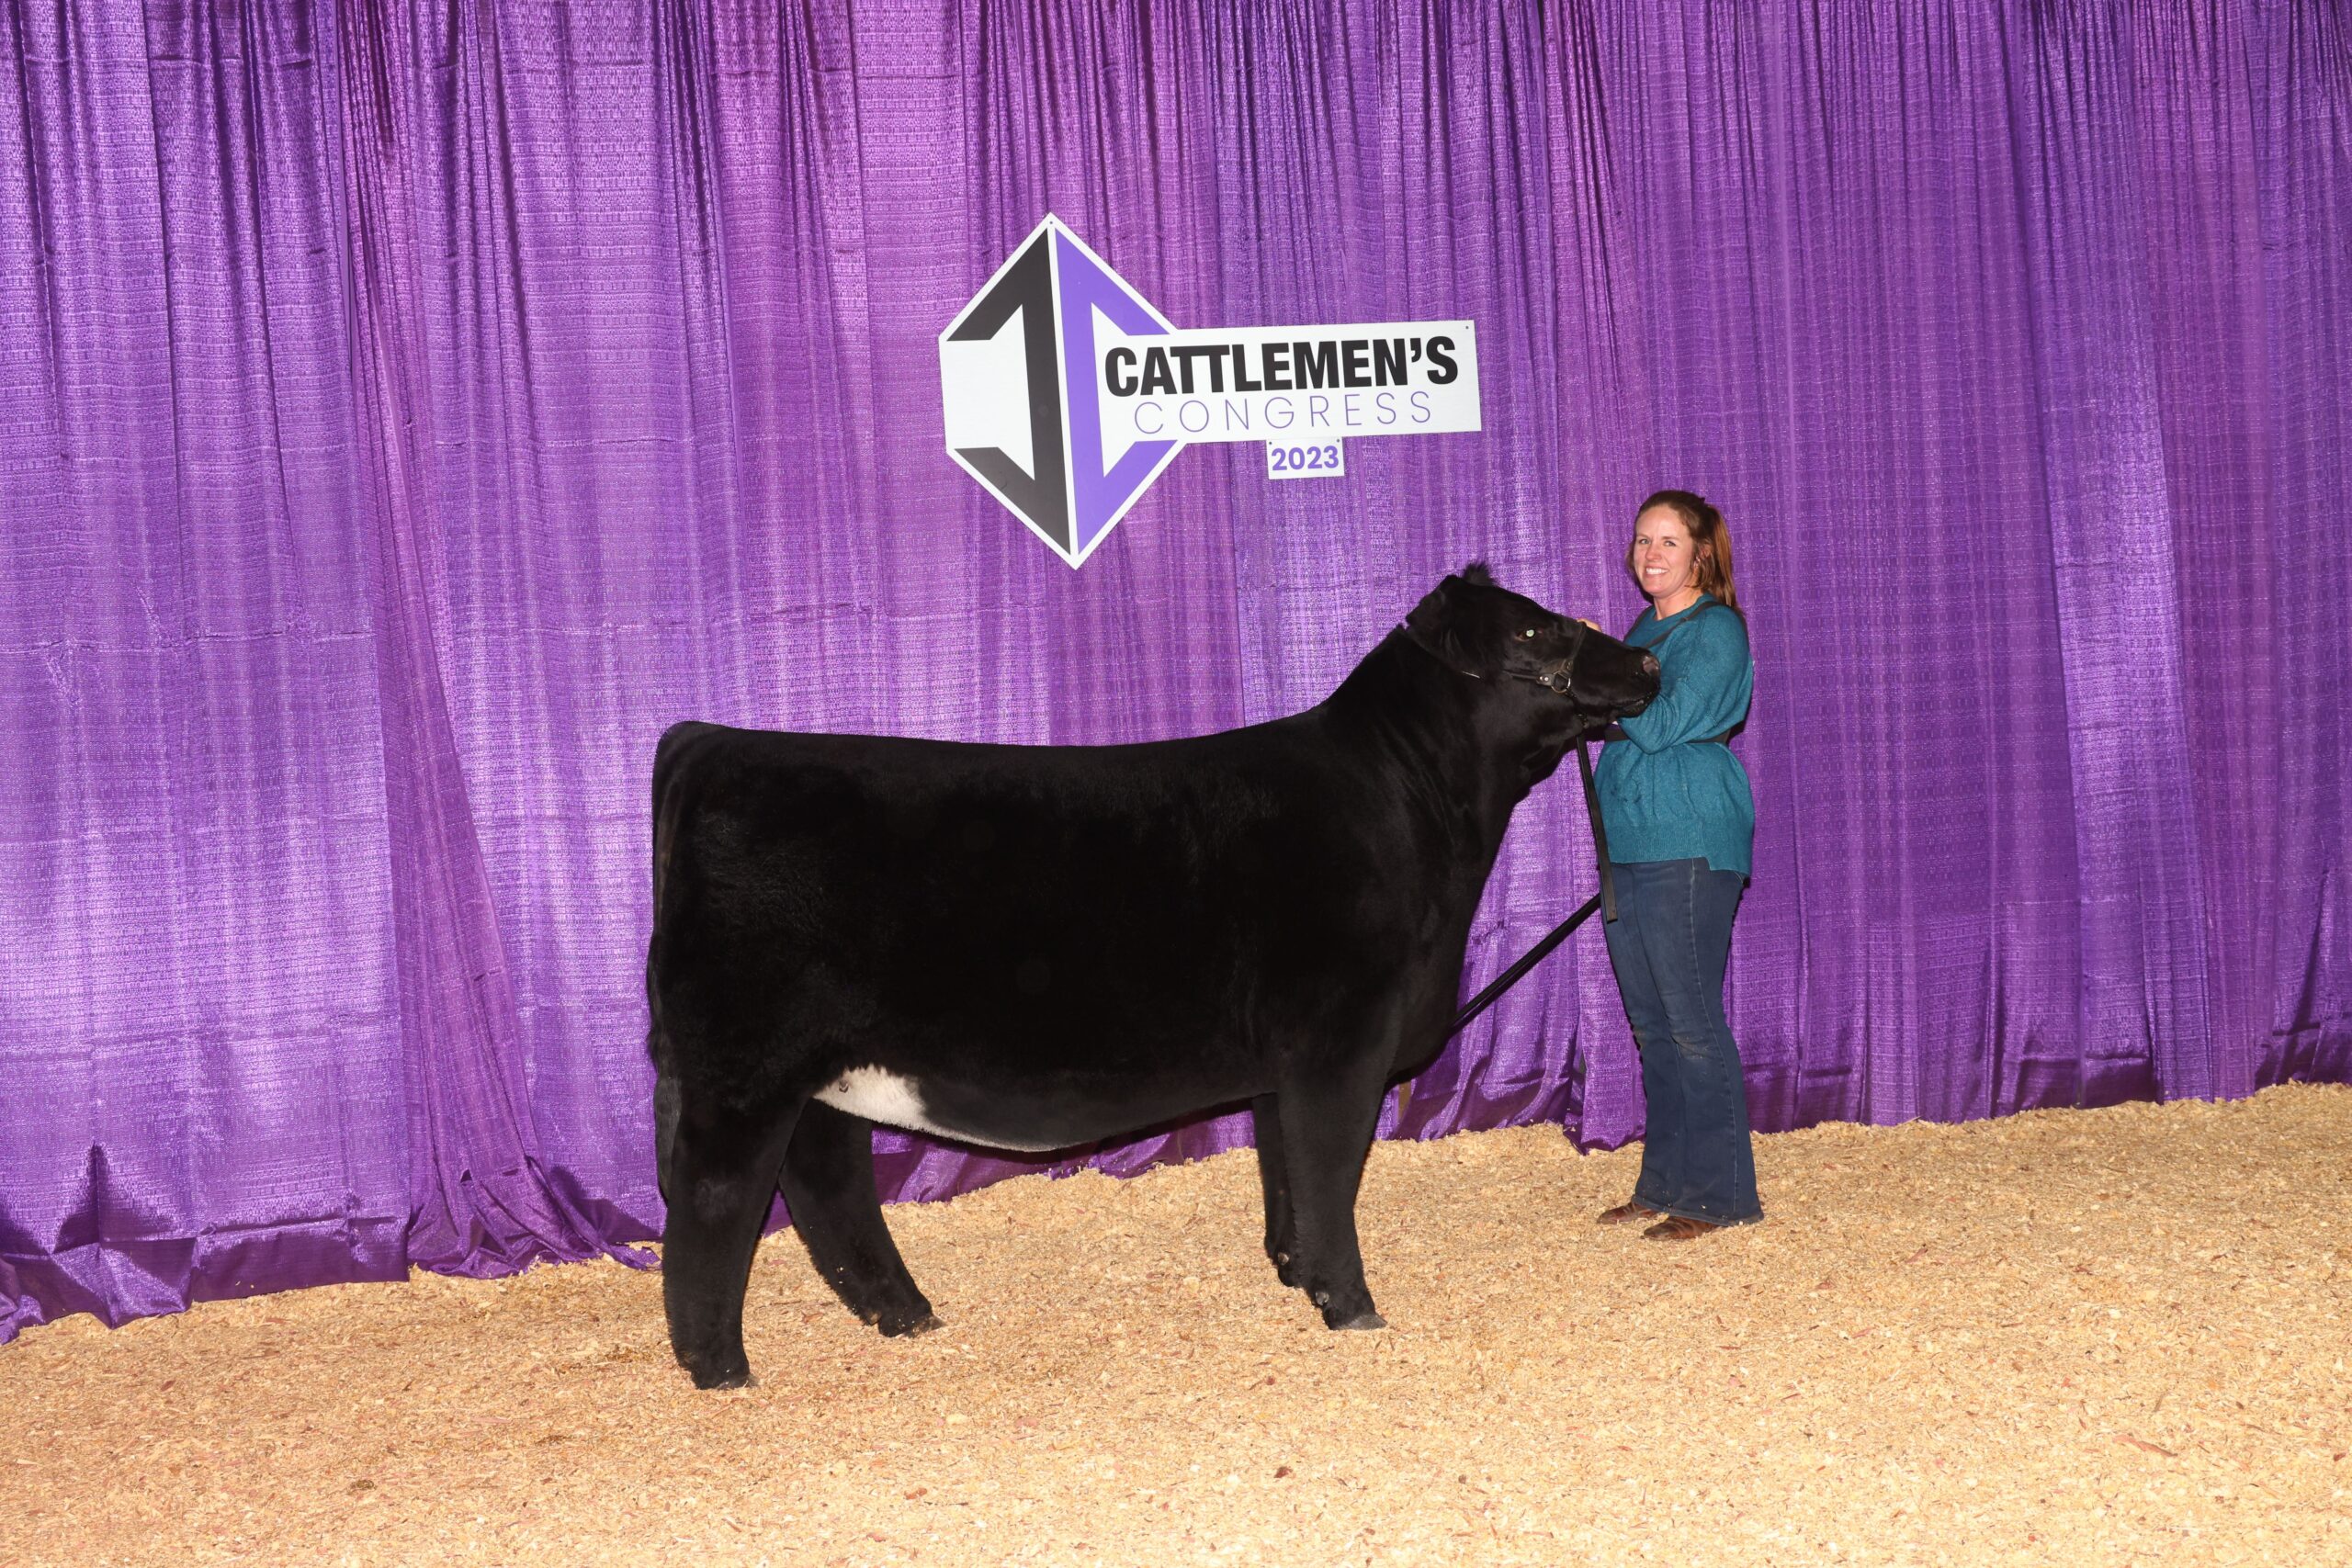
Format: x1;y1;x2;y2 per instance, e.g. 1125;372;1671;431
1396;615;1593;697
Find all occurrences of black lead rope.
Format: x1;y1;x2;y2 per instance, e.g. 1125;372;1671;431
1576;729;1618;926
1444;730;1615;1040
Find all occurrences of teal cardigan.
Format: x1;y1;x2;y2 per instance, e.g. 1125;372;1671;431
1592;594;1756;877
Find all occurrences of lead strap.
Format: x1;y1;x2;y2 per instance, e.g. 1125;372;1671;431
1575;732;1616;923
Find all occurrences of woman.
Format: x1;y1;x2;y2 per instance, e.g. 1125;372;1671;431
1587;490;1762;1239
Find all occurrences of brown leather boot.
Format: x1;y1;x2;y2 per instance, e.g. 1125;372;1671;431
1641;1214;1724;1242
1596;1201;1662;1226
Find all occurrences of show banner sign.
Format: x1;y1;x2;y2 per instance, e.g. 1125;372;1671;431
941;216;1481;568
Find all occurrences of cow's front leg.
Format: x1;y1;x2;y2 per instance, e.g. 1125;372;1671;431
1272;1056;1390;1330
1250;1094;1299;1287
780;1100;939;1337
662;1093;798;1390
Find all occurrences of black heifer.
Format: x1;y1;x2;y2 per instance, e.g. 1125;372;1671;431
645;568;1659;1388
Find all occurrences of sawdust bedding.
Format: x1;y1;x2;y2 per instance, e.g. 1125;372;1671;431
6;1083;2347;1567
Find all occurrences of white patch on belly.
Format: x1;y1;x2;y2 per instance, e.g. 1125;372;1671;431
812;1066;1063;1153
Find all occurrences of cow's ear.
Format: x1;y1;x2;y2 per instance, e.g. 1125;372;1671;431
1406;579;1452;633
1408;578;1476;669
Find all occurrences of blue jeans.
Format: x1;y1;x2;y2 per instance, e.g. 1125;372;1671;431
1600;857;1764;1225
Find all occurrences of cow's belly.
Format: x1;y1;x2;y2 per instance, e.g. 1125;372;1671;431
810;1064;1238;1154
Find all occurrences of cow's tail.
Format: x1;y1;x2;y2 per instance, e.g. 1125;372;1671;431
652;1069;682;1207
647;722;716;1205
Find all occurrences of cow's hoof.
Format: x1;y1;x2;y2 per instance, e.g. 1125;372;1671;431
1326;1309;1387;1332
879;1309;943;1338
687;1359;757;1391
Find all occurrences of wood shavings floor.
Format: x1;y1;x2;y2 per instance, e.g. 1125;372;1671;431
7;1084;2348;1566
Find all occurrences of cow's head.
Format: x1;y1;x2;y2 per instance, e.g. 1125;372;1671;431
1403;565;1660;736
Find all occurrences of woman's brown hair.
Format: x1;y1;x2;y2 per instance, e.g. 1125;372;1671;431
1628;489;1742;616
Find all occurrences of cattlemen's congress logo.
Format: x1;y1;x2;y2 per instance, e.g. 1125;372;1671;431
940;216;1482;567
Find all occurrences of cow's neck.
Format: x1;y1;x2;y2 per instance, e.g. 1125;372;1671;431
1329;634;1567;860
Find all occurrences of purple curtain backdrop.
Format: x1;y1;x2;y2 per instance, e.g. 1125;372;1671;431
4;0;2347;1342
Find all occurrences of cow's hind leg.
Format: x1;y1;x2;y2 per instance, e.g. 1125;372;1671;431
779;1100;939;1337
1251;1094;1299;1287
1273;1055;1390;1331
662;1089;799;1390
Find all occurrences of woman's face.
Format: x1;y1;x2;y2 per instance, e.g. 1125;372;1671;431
1632;507;1702;604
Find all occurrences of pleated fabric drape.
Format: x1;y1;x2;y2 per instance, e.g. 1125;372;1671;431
3;0;2346;1340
